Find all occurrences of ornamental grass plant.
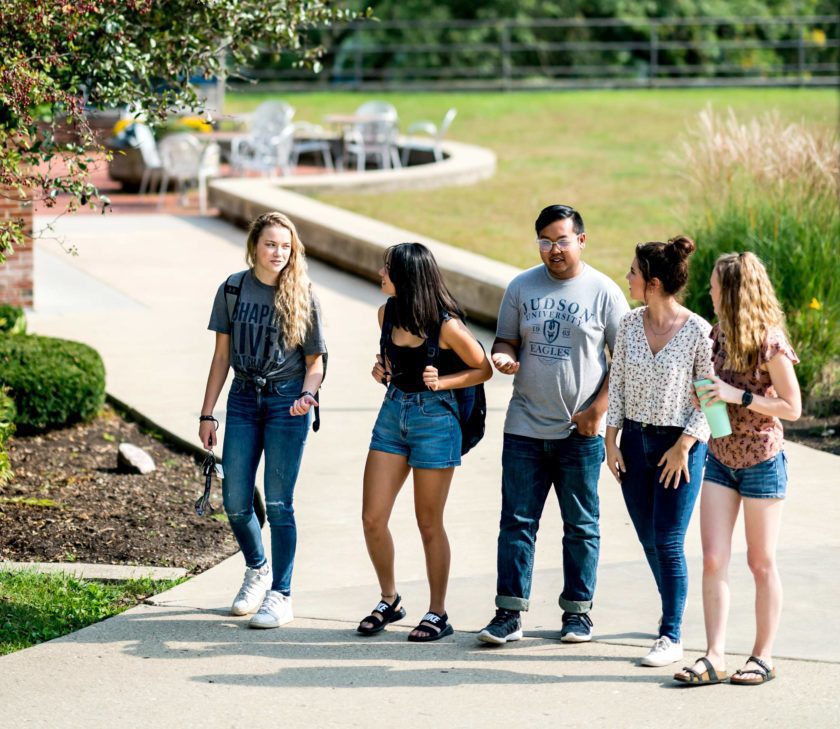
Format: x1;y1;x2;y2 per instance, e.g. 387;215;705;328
680;108;840;408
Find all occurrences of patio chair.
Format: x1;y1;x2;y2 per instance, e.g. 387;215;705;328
230;100;296;176
401;108;457;165
124;124;163;195
290;122;335;171
343;101;401;171
157;133;221;214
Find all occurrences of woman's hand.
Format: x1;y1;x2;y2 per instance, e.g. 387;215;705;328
658;440;692;489
422;365;440;391
289;393;318;417
491;352;520;375
372;354;390;385
199;419;217;449
605;440;625;483
695;376;742;406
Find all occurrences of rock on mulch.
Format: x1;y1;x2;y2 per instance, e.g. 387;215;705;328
0;405;237;574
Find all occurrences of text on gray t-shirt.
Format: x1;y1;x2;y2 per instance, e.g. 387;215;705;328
208;269;326;381
496;263;629;439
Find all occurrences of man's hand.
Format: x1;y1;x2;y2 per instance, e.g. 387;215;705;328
571;405;602;436
492;352;520;375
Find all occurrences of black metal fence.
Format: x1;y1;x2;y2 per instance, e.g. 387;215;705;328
229;15;840;91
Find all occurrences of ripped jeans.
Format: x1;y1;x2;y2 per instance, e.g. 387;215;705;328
222;376;309;595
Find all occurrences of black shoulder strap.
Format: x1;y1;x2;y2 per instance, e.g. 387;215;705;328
224;270;247;324
425;310;452;366
379;297;396;373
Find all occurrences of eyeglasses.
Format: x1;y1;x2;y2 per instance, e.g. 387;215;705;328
536;236;578;252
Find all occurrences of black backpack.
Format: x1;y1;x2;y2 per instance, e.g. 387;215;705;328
379;297;486;456
224;271;323;432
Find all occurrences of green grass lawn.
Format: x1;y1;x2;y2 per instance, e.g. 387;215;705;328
0;570;184;655
225;88;838;286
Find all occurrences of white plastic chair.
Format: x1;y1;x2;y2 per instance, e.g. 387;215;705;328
401;108;457;166
127;123;163;194
291;122;335;171
230;100;296;176
157;133;221;214
343;101;401;171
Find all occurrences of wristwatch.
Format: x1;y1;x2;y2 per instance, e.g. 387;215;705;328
741;390;754;407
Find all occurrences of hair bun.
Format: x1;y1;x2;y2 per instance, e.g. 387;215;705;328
667;235;696;259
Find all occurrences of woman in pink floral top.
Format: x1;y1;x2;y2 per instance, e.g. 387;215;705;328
674;253;801;687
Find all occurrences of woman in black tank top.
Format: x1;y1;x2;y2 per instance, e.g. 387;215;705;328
356;243;492;642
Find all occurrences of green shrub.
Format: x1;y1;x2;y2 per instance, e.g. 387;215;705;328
0;388;15;485
0;304;26;334
0;335;106;432
681;108;840;404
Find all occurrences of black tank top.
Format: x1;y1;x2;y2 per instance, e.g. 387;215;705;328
387;337;467;393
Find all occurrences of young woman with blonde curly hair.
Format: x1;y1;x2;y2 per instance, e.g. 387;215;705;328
674;252;801;687
199;211;327;629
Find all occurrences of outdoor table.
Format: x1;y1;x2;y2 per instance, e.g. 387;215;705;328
323;113;400;171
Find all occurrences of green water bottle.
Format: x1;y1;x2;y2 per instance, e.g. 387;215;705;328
694;378;733;439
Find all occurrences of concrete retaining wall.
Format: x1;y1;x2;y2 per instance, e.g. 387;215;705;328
208;145;519;326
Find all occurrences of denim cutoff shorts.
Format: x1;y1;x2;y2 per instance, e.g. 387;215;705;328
704;451;788;499
369;385;461;469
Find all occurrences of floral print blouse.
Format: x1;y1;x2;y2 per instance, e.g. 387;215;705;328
608;307;714;441
708;324;799;469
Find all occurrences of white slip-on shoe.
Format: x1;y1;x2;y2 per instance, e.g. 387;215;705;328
641;636;683;667
249;590;294;629
230;563;272;616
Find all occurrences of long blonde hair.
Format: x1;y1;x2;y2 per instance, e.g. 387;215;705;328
245;212;312;349
714;252;787;372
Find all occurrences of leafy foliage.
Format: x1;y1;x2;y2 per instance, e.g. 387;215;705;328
0;335;106;432
0;304;26;334
267;0;838;84
0;388;15;486
681;108;839;403
0;570;185;655
0;0;368;260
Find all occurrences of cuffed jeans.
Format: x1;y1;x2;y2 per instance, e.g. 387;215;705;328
496;431;604;613
222;377;309;595
619;419;706;642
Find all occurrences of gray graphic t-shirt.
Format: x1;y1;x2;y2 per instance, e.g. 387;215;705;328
496;263;629;439
208;269;326;381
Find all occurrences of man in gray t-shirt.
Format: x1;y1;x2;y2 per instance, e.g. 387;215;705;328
477;204;629;647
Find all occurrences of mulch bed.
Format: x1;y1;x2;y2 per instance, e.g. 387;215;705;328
0;405;835;577
782;415;840;457
0;405;237;574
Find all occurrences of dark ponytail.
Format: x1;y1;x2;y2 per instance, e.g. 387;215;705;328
635;235;696;295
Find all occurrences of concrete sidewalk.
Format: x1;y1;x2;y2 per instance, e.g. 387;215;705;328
2;213;838;728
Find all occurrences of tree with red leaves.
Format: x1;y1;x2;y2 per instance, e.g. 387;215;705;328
0;0;367;260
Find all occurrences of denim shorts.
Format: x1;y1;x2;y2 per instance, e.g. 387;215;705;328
369;385;461;469
704;451;788;499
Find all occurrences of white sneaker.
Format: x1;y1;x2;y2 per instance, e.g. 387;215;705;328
249;590;294;629
230;563;272;616
641;636;683;667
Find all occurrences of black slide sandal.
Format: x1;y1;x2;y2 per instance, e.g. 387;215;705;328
407;611;454;642
357;594;406;636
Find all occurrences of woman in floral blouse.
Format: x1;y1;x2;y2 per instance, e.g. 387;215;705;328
607;235;714;668
674;253;800;687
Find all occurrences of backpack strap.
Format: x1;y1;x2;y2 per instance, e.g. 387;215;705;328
424;310;451;367
379;297;396;384
224;270;247;325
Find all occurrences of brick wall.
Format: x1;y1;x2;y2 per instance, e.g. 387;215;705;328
0;190;34;309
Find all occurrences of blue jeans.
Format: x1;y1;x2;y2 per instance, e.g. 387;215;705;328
222;377;309;595
619;419;706;642
496;432;604;613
